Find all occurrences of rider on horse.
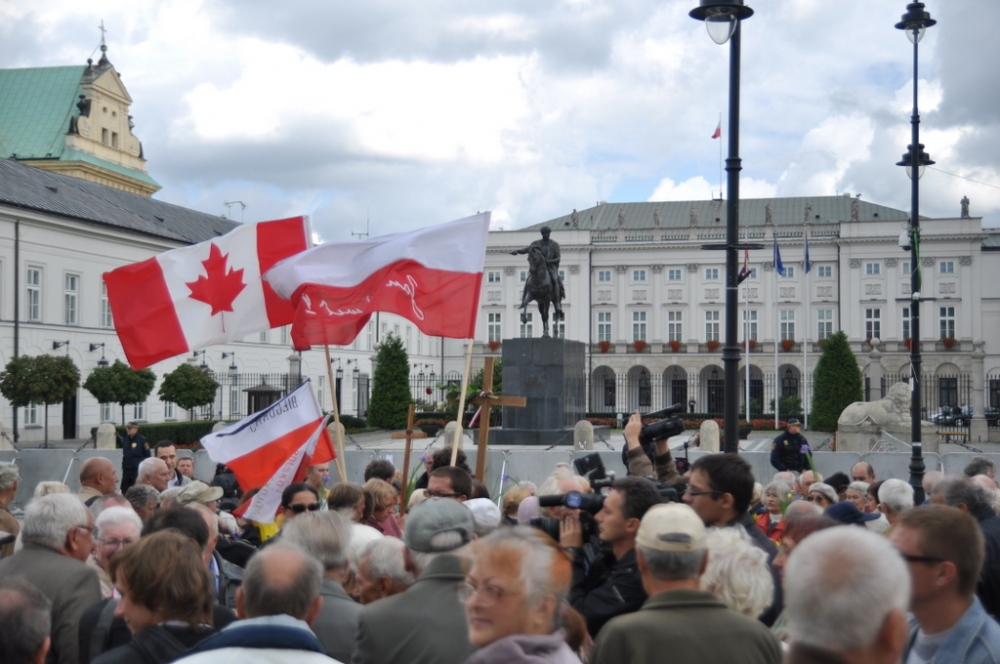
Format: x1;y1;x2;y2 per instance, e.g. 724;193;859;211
510;226;565;319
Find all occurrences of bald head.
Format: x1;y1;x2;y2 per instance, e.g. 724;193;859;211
238;545;323;622
851;462;875;483
80;457;117;495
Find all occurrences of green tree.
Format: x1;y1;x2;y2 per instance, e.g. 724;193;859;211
811;331;863;431
367;334;411;429
0;355;80;445
158;364;220;420
83;360;156;424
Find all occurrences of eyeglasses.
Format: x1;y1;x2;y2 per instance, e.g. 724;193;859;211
287;503;321;514
425;490;462;499
99;538;136;550
900;553;944;565
457;582;520;606
684;487;723;498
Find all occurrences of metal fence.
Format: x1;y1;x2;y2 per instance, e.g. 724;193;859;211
205;373;302;420
883;372;973;427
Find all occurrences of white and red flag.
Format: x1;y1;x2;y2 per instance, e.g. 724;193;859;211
103;216;311;369
711;121;722;139
200;380;335;524
265;213;490;349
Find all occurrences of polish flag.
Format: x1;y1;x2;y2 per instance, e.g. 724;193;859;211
200;381;335;523
103;216;310;369
265;213;490;349
712;121;722;139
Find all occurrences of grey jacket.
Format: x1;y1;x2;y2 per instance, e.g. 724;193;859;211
312;577;362;663
351;554;473;664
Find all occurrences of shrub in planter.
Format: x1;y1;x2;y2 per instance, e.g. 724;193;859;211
669;339;682;352
781;338;795;352
706;339;720;352
488;340;502;351
598;340;611;353
632;340;648;353
942;336;957;349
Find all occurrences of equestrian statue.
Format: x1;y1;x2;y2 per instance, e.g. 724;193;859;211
510;226;565;337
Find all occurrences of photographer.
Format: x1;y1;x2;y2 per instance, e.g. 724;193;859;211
621;410;683;482
560;476;661;637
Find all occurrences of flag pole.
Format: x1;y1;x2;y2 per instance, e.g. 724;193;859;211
774;235;780;430
803;230;810;429
744;228;751;426
323;344;348;483
450;338;475;466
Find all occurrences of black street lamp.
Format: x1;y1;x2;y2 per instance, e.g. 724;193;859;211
896;2;935;505
691;0;755;453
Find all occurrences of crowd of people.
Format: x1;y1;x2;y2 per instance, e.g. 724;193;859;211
2;415;1000;664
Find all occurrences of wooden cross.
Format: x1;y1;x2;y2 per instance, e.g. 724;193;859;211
391;404;427;503
470;357;526;481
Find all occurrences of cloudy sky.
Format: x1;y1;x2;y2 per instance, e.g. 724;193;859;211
2;0;998;240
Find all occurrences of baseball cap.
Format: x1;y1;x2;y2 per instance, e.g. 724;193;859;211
404;497;474;553
786;418;801;426
825;501;880;525
636;503;707;553
176;480;224;506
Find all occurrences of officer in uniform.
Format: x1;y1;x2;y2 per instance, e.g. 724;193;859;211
769;417;810;472
120;421;150;493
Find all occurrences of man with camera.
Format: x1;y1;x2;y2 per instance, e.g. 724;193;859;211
560;476;661;637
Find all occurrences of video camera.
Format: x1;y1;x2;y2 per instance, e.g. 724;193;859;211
639;403;687;446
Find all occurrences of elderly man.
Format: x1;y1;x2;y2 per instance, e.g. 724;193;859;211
282;511;361;662
773;470;802;497
590;503;781;664
155;440;192;489
930;476;1000;619
893;505;1000;662
89;506;142;598
355;537;414;605
800;469;822;495
784;526;910;664
0;577;53;664
186;503;244;610
878;478;914;526
352;498;476;664
0;461;20;558
136;457;171;493
123;484;159;521
0;493;100;664
78;458;118;506
965;456;997;480
850;462;876;484
175;546;337;664
119;422;149;494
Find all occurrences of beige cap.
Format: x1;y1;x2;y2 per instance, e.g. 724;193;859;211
176;480;224;506
636;503;707;553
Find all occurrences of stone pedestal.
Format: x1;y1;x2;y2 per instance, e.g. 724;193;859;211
836;423;938;454
490;338;586;446
96;422;117;449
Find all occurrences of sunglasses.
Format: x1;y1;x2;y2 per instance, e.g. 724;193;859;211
287;503;321;514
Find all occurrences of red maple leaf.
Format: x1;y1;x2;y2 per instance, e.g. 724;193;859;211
186;243;247;315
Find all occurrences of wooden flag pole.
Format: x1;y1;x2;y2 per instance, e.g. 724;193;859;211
324;345;348;483
391;404;427;506
450;338;475;467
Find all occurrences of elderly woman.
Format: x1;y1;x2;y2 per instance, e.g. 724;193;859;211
845;481;869;511
462;527;580;664
124;484;159;522
89;506;143;598
755;480;791;544
363;478;402;538
501;484;535;526
93;530;216;664
805;482;837;510
702;527;774;619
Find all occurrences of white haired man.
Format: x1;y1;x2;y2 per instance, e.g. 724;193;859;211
892;505;1000;663
0;493;100;664
136;457;171;493
355;537;415;605
590;503;781;664
352;497;476;664
282;510;361;663
878;478;914;526
784;526;910;664
0;461;20;558
0;577;53;664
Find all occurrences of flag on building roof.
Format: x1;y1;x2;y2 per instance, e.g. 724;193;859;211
264;213;491;349
200;380;334;524
773;235;785;276
103;216;311;369
804;233;812;273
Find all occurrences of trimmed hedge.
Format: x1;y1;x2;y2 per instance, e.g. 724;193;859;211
90;421;220;449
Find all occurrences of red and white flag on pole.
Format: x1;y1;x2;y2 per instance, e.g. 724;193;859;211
711;120;722;139
264;213;490;349
103;216;311;369
200;381;335;524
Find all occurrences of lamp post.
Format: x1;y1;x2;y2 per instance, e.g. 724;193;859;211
691;0;754;453
896;2;935;504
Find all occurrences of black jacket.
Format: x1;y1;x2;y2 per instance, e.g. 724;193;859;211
121;434;150;471
91;624;215;664
972;502;1000;618
569;546;647;637
769;430;810;471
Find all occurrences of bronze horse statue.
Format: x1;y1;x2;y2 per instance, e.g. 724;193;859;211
519;245;563;337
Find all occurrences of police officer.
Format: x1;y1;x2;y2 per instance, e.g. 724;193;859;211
770;417;811;472
120;421;150;493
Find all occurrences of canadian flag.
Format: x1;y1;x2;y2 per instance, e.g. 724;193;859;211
265;213;490;349
200;381;334;524
103;216;310;369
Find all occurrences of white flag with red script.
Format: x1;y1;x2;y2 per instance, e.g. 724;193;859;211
200;380;335;524
103;216;311;369
263;213;490;349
